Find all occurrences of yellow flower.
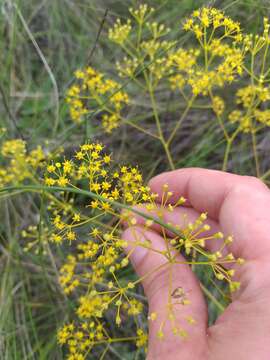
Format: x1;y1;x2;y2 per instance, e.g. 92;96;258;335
45;177;56;186
67;231;76;241
63;160;73;174
47;164;56;173
108;19;131;45
51;233;63;244
72;214;81;222
58;176;68;187
212;96;225;116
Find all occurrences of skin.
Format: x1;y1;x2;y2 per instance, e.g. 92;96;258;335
122;168;270;360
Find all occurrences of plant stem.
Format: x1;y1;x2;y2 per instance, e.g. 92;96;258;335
200;282;225;312
148;80;175;170
260;169;270;181
167;98;194;146
0;185;185;239
222;139;232;171
122;118;159;140
251;130;260;177
209;90;229;141
222;129;240;172
162;141;175;170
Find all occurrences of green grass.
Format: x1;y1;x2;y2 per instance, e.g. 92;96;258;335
1;0;270;358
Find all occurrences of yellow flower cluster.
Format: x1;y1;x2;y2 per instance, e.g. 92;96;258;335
143;40;176;83
66;67;129;132
109;5;177;90
0;139;46;187
45;142;156;247
108;5;155;49
21;224;49;255
225;17;270;135
129;3;154;24
57;321;107;359
228;85;270;132
10;141;243;358
167;48;199;91
45;142;152;206
57;319;147;359
237;85;270;108
59;255;79;294
170;50;243;96
179;10;245;96
167;48;200;74
183;8;242;43
243;17;270;53
116;56;139;78
108;19;132;45
254;109;270;126
77;294;112;318
212;96;225;116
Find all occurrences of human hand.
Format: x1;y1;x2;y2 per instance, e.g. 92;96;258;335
122;168;270;360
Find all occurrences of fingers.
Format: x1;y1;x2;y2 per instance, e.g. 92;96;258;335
122;226;208;359
149;168;270;260
149;168;268;221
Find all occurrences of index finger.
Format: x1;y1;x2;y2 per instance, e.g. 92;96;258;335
149;168;268;219
149;168;270;260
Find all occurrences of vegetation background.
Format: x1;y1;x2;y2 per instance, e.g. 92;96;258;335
0;0;270;359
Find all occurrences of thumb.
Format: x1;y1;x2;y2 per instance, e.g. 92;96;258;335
122;226;209;359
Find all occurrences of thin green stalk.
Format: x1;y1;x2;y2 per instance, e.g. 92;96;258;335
260;169;270;180
167;98;194;146
222;139;233;171
121;118;159;140
0;185;185;239
222;129;240;171
147;80;175;170
251;52;255;87
200;282;225;312
251;130;260;177
209;90;229;141
148;83;163;139
204;25;208;70
261;40;269;76
15;5;60;136
162;141;176;170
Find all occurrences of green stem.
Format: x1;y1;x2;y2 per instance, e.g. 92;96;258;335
162;141;175;170
200;282;225;312
204;25;208;70
148;80;175;170
121;118;159;140
251;130;260;177
209;90;229;141
261;41;269;76
260;169;270;181
148;84;163;138
222;129;240;172
222;139;232;171
167;98;194;146
0;184;184;239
